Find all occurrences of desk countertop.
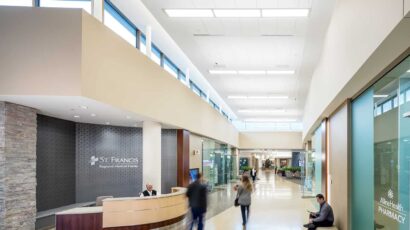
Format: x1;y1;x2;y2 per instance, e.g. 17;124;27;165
56;207;102;215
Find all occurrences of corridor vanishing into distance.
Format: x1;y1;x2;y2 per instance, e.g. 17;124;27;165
205;170;316;230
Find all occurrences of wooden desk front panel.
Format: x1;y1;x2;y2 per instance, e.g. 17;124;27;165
56;213;102;230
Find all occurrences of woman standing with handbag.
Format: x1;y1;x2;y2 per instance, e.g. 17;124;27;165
234;175;253;229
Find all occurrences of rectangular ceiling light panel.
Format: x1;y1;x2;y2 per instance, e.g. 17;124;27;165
267;70;295;75
165;9;214;18
165;9;310;18
238;109;285;113
228;95;289;99
209;70;237;75
238;70;266;75
213;9;260;18
262;9;309;17
245;118;297;122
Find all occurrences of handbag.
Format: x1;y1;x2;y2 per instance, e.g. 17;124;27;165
234;188;240;207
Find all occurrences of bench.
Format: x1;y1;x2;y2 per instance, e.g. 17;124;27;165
317;226;338;230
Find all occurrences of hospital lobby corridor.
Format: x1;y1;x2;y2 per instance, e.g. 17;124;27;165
1;1;410;229
205;170;316;230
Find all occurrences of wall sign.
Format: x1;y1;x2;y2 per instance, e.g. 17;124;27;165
89;155;139;169
377;189;407;224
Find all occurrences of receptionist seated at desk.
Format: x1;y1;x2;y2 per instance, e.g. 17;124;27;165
140;183;157;197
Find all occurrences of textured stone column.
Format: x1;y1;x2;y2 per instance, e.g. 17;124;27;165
0;102;37;230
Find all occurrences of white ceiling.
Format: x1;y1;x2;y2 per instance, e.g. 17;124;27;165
0;96;178;128
141;0;335;125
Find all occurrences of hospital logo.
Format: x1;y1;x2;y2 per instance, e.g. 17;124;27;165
88;155;139;169
388;189;394;199
90;156;99;166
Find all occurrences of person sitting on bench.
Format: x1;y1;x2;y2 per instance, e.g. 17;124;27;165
303;194;334;230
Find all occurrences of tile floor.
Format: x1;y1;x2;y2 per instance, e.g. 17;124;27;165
174;170;316;230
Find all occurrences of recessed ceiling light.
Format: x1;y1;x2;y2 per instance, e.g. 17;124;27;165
238;70;266;75
126;116;131;119
266;70;295;75
262;9;309;17
249;95;289;99
90;113;96;117
74;115;80;118
245;118;297;122
228;96;248;99
407;69;410;73
374;95;389;98
79;105;88;109
238;109;285;113
164;9;214;18
228;95;288;99
209;70;237;75
105;122;110;125
213;9;260;18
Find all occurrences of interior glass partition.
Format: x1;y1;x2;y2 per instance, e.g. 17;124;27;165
202;139;236;191
303;122;325;198
351;56;410;229
351;88;374;230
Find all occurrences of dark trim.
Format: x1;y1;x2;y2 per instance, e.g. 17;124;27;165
160;52;165;67
136;30;141;49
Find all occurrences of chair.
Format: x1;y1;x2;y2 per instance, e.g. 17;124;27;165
96;196;113;206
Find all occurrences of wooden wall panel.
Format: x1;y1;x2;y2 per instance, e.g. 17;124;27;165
329;102;350;230
177;130;190;187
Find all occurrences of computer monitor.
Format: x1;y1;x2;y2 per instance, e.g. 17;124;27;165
189;168;199;182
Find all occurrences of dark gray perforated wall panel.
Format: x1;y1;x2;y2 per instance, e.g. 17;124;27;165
161;129;177;193
36;115;76;212
76;124;143;202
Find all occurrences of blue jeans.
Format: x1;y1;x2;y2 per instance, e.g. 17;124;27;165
241;205;250;225
190;207;205;230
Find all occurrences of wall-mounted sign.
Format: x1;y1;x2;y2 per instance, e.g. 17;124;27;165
377;188;407;224
89;155;139;169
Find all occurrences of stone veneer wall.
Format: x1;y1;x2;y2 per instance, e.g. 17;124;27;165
0;102;37;230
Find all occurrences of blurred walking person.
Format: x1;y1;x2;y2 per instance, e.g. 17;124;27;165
234;175;253;229
250;167;257;182
186;173;208;230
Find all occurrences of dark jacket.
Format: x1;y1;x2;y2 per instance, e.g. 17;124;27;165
142;190;157;197
186;180;208;211
313;202;334;223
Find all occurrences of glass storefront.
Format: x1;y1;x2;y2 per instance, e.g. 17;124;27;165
352;56;410;229
202;139;238;191
303;122;325;198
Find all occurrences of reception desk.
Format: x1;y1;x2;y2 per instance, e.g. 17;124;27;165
56;187;188;230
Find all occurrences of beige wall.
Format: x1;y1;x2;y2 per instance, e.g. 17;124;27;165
303;0;409;139
0;7;239;146
329;103;349;230
239;132;303;150
80;11;238;146
0;7;82;96
189;134;203;171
